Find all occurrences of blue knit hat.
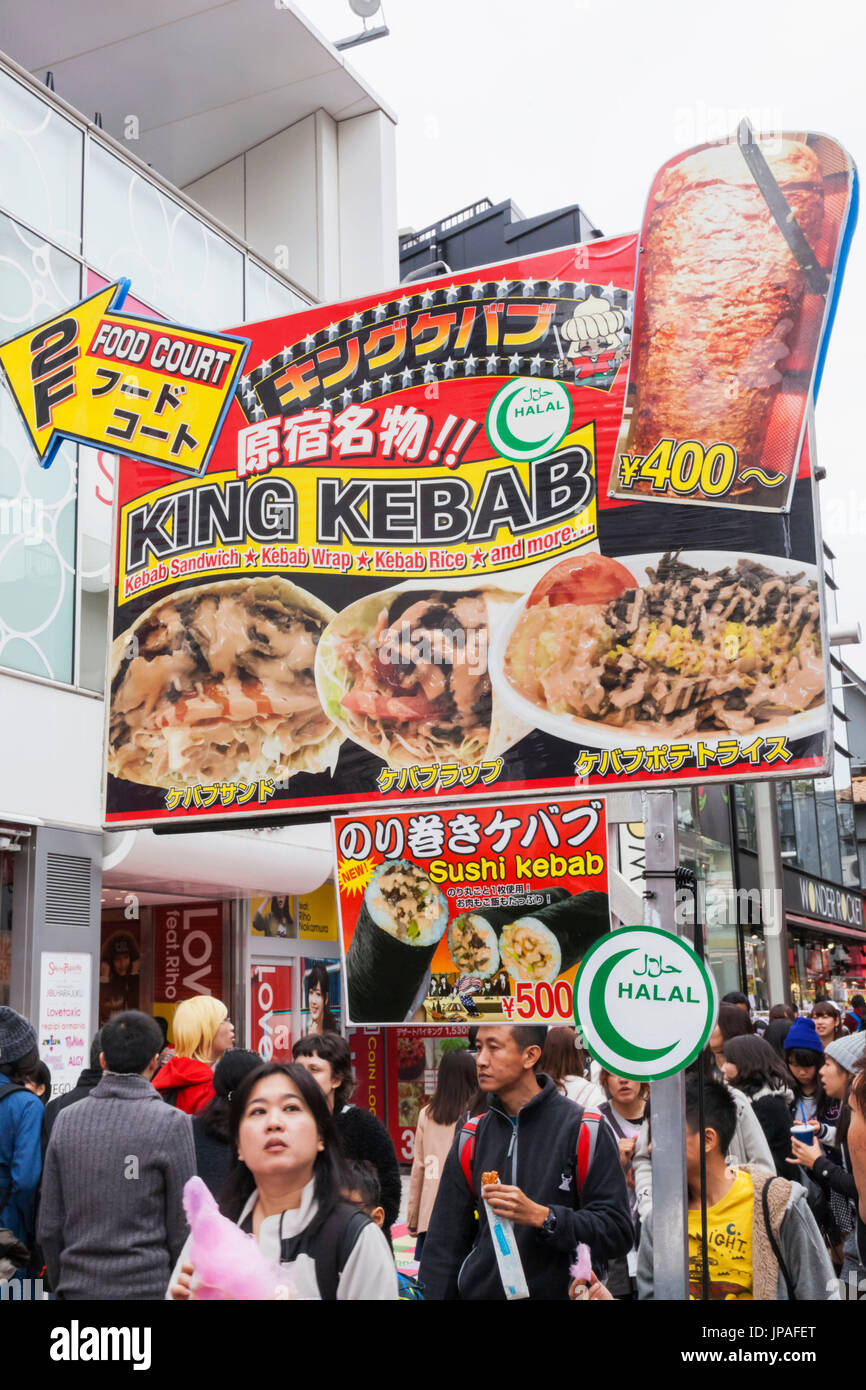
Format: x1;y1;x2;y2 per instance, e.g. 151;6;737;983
784;1016;824;1054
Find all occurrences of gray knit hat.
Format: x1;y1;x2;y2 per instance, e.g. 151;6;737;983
0;1007;38;1065
824;1030;866;1075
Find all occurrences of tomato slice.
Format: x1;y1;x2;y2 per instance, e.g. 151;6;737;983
528;553;637;608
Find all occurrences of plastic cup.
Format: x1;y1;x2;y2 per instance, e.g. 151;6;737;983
790;1124;813;1149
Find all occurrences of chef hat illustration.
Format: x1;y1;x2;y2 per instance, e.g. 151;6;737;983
560;295;626;360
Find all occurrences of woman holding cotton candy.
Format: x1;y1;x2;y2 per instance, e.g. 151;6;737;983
168;1062;397;1300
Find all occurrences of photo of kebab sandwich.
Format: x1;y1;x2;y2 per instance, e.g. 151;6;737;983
108;577;342;790
315;584;530;769
499;549;824;742
612;133;843;508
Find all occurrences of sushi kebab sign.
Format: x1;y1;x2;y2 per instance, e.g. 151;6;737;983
333;796;611;1027
2;128;849;830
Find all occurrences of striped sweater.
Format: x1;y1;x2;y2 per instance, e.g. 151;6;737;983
38;1071;195;1300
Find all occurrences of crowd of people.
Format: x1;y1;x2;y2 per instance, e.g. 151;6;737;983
1;991;865;1301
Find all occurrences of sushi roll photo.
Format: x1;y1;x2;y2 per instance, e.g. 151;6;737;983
346;860;449;1022
446;889;570;979
499;890;610;984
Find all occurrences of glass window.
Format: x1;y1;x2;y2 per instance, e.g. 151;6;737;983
85;143;243;327
791;779;821;876
777;785;796;864
244;260;309;323
733;784;757;852
814;777;842;883
0;69;83;252
0;214;80;683
76;447;115;692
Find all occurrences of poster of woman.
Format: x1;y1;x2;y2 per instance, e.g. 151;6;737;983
301;959;342;1036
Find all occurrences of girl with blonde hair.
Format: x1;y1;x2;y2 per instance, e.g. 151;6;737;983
153;996;235;1115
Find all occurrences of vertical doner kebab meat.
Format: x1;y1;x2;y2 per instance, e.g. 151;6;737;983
628;140;824;492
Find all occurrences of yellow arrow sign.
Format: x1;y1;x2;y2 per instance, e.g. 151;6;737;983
0;280;250;477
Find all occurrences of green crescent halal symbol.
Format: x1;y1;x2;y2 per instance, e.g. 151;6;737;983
588;947;678;1063
485;380;572;461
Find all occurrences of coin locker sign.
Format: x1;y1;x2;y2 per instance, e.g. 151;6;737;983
0;280;248;476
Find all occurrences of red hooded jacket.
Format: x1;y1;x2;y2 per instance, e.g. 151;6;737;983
152;1056;215;1115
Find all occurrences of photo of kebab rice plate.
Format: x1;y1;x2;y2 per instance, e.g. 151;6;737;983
497;550;824;748
315;584;529;769
108;577;341;789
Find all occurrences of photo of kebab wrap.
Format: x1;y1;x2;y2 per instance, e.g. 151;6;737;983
447;888;570;979
617;137;824;501
347;860;449;1022
498;550;824;744
108;577;342;789
499;890;610;984
315;584;530;769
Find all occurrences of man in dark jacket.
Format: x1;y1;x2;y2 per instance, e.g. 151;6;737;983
419;1025;633;1300
42;1030;103;1153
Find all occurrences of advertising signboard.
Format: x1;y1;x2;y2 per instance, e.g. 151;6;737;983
385;1026;470;1160
152;901;224;1039
334;795;610;1026
1;127;850;828
250;962;293;1063
38;951;92;1098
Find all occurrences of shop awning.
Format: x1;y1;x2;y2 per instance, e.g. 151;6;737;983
102;823;332;899
786;912;866;942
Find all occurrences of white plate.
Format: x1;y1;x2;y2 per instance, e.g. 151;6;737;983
488;550;827;751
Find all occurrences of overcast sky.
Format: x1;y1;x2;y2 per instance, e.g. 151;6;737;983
306;0;866;678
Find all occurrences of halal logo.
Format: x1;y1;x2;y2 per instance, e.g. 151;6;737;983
486;378;572;461
574;926;718;1081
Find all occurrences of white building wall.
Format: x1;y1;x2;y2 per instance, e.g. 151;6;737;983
338;109;398;300
0;674;105;829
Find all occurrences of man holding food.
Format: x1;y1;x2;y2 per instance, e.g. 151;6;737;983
418;1025;633;1300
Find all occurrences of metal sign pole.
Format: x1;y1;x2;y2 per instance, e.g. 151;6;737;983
642;790;688;1301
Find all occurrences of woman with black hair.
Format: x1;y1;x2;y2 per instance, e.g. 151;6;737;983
303;963;339;1036
192;1049;263;1197
783;1016;840;1142
293;1032;402;1235
722;1034;795;1176
169;1061;396;1300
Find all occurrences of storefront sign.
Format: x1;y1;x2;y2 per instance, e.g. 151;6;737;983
348;1027;385;1121
784;868;865;930
298;883;339;942
250;962;293;1062
38;951;92;1098
574;926;718;1080
153;902;223;1007
0;280;248;476
334;796;610;1026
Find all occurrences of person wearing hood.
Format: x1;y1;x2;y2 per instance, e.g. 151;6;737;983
722;1034;795;1177
152;997;235;1115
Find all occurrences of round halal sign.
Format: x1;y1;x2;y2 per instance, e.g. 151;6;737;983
486;378;572;461
574;926;718;1081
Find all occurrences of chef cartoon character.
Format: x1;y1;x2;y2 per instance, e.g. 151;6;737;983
559;294;628;380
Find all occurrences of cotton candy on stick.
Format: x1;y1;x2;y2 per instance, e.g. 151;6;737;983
182;1176;293;1300
570;1242;592;1300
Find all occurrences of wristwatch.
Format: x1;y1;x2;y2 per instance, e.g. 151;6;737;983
540;1208;557;1237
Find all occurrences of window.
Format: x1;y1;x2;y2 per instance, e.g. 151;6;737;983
85;144;244;328
245;260;309;322
0;213;80;683
0;68;82;251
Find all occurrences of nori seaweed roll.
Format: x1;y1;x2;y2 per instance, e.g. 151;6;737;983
347;860;449;1022
500;890;610;983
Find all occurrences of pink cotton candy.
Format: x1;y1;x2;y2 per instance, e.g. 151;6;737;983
183;1176;292;1301
570;1242;592;1284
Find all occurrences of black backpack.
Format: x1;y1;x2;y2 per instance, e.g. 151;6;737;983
241;1201;373;1301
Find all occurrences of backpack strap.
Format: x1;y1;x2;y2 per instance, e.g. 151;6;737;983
576;1109;604;1192
457;1109;602;1198
0;1082;25;1102
279;1203;372;1301
761;1178;796;1301
458;1115;485;1197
